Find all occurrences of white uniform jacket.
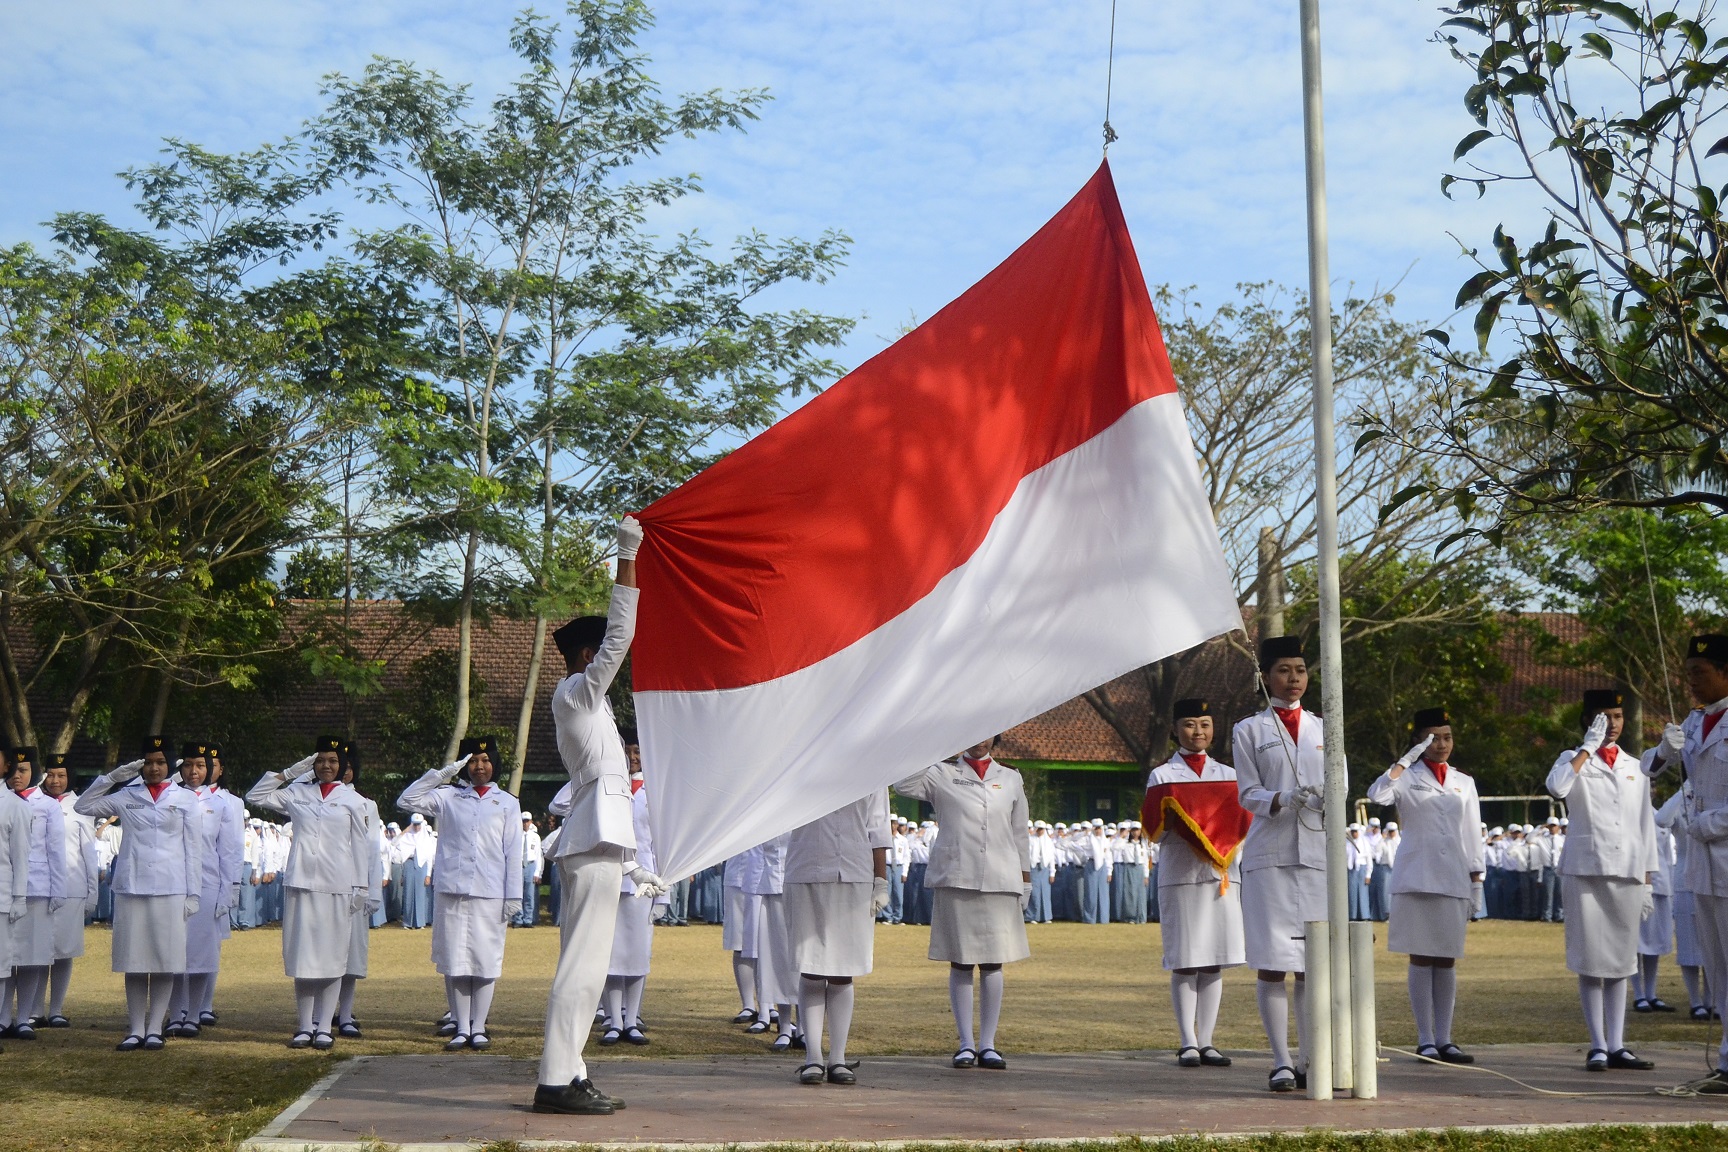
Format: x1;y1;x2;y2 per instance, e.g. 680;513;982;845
0;788;31;906
1146;752;1242;887
397;773;524;900
523;826;544;882
620;787;664;902
192;785;244;903
1546;745;1659;882
786;790;892;884
1365;762;1484;898
75;775;200;896
244;774;372;896
1233;705;1329;873
1656;706;1728;897
744;831;788;896
893;758;1030;894
1027;833;1057;873
1657;787;1695;894
14;786;68;900
549;585;638;859
53;792;100;905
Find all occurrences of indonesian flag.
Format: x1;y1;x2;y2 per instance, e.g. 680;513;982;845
634;162;1240;881
1142;782;1253;884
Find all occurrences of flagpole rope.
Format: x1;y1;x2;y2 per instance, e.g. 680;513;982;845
1102;0;1120;153
1636;511;1678;722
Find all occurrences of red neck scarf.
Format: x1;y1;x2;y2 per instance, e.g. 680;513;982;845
1180;752;1207;776
1272;705;1302;743
965;756;991;780
319;782;340;799
1423;759;1448;787
1600;745;1620;768
475;784;492;798
147;781;171;802
630;777;643;795
1706;710;1725;742
19;787;36;800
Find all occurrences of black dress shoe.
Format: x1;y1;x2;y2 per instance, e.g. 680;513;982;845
1651;998;1678;1013
1438;1044;1475;1064
1199;1046;1232;1067
533;1079;616;1115
1607;1048;1654;1070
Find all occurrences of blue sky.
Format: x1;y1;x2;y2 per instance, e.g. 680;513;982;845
3;1;1518;367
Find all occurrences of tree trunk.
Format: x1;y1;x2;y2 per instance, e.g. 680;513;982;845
50;628;116;755
445;527;481;762
509;613;548;795
1257;527;1285;639
0;589;35;748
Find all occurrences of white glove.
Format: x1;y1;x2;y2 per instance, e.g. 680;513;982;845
1581;712;1610;755
365;894;383;917
183;895;201;920
284;754;317;781
503;898;522;923
1641;885;1655;921
349;888;367;915
1471;879;1484;910
1301;786;1325;812
1395;734;1435;770
109;759;145;785
438;755;471;784
871;876;891;915
1020;881;1033;912
168;769;182;784
50;897;67;913
1275;789;1299;813
616;515;644;562
9;896;25;921
1663;723;1686;758
627;865;667;900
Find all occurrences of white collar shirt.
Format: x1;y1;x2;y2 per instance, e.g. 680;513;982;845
1233;705;1329;873
74;775;200;897
893;759;1030;894
397;773;523;899
549;586;638;858
53;791;100;900
243;774;372;895
786;789;892;885
1546;744;1658;881
1365;761;1482;898
12;786;68;899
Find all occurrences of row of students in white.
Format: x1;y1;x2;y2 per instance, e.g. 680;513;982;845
0;749;92;1043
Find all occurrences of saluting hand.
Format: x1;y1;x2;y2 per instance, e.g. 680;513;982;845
1580;712;1610;755
1393;734;1434;772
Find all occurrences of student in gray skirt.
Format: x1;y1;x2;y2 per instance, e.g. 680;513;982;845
895;735;1031;1070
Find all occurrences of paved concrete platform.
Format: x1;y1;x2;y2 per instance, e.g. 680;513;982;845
245;1044;1728;1149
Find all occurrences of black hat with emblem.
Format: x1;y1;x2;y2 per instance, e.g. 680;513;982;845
1173;698;1211;721
1411;707;1450;732
1689;635;1728;665
1257;634;1306;670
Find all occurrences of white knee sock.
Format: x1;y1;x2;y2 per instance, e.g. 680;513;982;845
189;974;214;1024
1195;969;1224;1049
733;954;757;1012
1171;973;1199;1050
337;975;358;1024
1256;978;1292;1071
167;973;189;1026
146;973;174;1036
1639;954;1660;1002
604;976;625;1029
1407;965;1436;1049
1432;965;1458;1047
799;976;827;1065
451;976;474;1035
1604;975;1628;1052
978;967;1004;1052
201;968;218;1014
949;967;975;1051
776;1001;795;1038
471;978;496;1033
314;977;341;1034
125;973;149;1037
444;974;457;1019
623;976;645;1030
1291;978;1309;1071
48;958;72;1018
1685;964;1706;1010
1579;975;1606;1052
14;968;45;1028
826;981;855;1067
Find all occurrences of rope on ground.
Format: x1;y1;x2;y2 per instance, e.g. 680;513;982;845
1379;1043;1670;1097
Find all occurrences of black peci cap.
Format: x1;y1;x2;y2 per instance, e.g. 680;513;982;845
1257;635;1305;667
1411;707;1450;731
457;736;495;758
1689;635;1728;663
142;735;170;757
315;734;343;754
1173;699;1211;720
553;616;607;660
180;741;208;761
1582;689;1624;713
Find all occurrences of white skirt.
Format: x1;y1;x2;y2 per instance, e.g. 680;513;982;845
112;894;188;974
1241;864;1326;972
929;888;1030;966
1388;891;1471;958
185;894;222;974
609;894;655;977
1677;892;1703;967
283;888;355;980
722;886;750;952
51;899;84;960
755;892;796;1005
13;897;55;967
431;891;506;979
787;880;875;977
1563;875;1642;978
1159;881;1245;970
1640;892;1675;957
347;906;370;977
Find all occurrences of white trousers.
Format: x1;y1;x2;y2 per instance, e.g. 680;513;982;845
1694;892;1728;1070
538;849;624;1086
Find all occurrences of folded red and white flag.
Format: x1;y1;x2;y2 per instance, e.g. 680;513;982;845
634;161;1240;881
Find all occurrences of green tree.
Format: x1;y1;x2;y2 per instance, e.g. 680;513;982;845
308;0;855;779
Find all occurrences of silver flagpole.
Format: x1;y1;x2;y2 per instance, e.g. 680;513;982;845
1297;0;1357;1093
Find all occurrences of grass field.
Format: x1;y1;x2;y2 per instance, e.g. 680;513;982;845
3;918;1727;1152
